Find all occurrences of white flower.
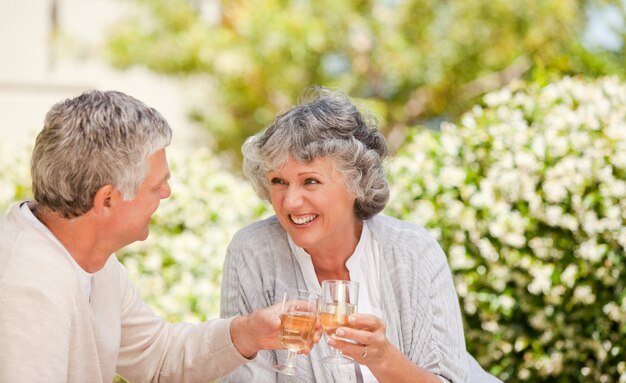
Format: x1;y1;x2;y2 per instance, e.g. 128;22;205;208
528;263;554;295
577;238;603;262
483;88;512;107
515;150;539;172
602;179;626;198
469;178;495;208
412;200;436;226
560;264;578;288
499;295;516;311
602;302;623;323
440;165;465;188
449;245;475;269
543;181;568;203
482;320;499;333
573;285;596;305
545;205;564;226
618;228;626;250
477;238;499;262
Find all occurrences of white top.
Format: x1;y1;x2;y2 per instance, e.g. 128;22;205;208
20;202;93;300
289;220;381;383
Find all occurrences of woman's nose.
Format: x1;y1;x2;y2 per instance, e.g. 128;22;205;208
283;186;303;209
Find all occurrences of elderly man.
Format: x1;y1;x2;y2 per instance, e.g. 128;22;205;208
0;90;289;382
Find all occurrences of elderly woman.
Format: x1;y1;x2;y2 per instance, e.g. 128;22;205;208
220;87;501;383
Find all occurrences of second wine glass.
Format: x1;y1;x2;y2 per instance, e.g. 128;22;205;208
272;289;319;376
319;280;359;365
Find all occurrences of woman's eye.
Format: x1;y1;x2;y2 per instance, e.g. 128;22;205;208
304;178;320;185
270;177;286;185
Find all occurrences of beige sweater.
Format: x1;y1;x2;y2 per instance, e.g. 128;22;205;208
0;202;248;383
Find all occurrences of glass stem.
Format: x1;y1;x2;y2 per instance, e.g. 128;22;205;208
285;350;298;367
330;345;343;356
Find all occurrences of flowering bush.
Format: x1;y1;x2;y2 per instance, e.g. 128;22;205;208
387;76;626;382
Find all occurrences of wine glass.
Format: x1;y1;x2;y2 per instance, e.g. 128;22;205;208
271;289;319;376
319;280;359;365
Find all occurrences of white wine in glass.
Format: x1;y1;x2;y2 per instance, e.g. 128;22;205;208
319;280;359;365
272;289;319;376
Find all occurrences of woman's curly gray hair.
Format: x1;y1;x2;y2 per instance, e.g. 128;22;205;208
242;86;389;221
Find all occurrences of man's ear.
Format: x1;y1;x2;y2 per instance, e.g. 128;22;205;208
92;185;117;216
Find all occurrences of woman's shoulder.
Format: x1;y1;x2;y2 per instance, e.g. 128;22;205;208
369;214;446;268
231;215;284;241
228;216;289;254
369;214;437;244
223;216;292;279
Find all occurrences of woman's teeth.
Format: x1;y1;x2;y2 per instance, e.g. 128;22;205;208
291;215;317;225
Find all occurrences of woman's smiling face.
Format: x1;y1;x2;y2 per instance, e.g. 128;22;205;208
267;156;359;256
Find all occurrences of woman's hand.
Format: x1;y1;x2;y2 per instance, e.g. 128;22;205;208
326;313;391;368
327;313;442;383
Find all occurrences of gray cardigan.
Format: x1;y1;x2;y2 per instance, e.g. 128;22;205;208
220;215;502;383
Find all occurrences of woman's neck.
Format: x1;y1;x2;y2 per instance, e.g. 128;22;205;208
308;221;364;283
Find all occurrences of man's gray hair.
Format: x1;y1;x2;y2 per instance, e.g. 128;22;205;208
31;90;172;218
242;86;389;221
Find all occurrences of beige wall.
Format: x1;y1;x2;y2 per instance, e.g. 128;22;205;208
0;0;197;150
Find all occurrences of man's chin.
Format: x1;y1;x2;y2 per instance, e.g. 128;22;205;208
130;229;150;245
140;229;150;241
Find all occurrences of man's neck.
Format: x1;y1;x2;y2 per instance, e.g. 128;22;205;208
32;204;110;273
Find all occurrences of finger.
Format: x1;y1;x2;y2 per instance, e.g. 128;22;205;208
298;333;319;354
327;337;367;360
312;327;323;343
334;327;372;346
328;337;378;366
347;313;382;331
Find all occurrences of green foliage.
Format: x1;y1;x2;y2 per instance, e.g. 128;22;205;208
386;76;626;382
104;0;626;162
0;141;32;213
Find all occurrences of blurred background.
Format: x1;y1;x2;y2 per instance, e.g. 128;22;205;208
0;0;204;150
1;1;625;382
1;0;625;160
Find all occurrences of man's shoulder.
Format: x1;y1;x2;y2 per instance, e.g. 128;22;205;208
0;202;78;286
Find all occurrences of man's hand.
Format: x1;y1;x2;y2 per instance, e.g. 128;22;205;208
230;303;324;359
229;304;283;359
300;316;323;354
